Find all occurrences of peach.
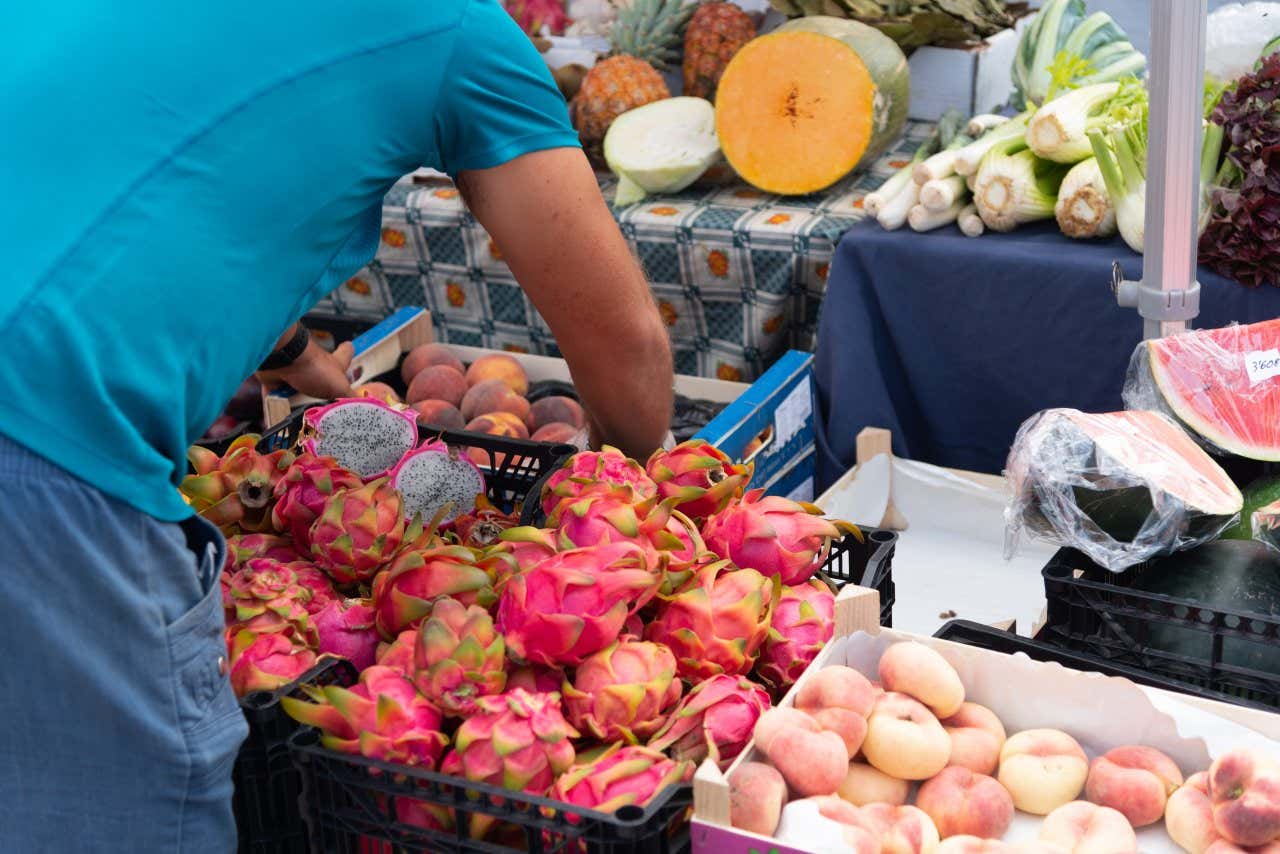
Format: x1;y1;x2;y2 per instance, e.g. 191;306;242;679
1038;801;1137;854
917;766;1015;840
879;641;965;719
401;343;464;383
853;803;942;854
1085;745;1183;828
460;379;531;423
838;761;910;807
1167;772;1221;854
862;691;951;781
936;840;1066;854
753;707;820;753
942;702;1007;776
465;413;528;440
729;762;787;838
765;726;849;797
465;354;529;395
1208;749;1280;847
407;365;468;406
413;400;466;431
529;396;585;431
997;729;1089;815
531;422;579;444
810;707;869;757
796;666;877;718
1205;841;1280;854
355;381;402;404
790;797;882;853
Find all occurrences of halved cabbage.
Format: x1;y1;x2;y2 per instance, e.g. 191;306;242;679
603;97;720;206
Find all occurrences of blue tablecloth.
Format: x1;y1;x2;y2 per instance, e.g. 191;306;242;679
814;220;1280;489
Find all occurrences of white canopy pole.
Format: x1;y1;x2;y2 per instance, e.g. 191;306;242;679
1113;0;1207;337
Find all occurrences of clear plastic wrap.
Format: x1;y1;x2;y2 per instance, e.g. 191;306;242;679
1004;408;1242;572
1123;319;1280;461
1252;496;1280;552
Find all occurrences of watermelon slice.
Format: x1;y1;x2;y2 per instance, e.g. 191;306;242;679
1124;318;1280;460
1252;496;1280;552
1006;408;1242;571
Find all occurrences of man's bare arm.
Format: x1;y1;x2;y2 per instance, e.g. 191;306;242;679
457;147;673;459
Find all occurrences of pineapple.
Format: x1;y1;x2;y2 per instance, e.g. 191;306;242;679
682;2;756;101
570;0;693;161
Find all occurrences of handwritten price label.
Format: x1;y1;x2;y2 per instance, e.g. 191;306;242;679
1245;349;1280;385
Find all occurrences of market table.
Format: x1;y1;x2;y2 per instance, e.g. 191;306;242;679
813;219;1280;490
313;122;935;382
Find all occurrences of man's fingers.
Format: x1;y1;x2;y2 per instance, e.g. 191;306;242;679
333;341;355;372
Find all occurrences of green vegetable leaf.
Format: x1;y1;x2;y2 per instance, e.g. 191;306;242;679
1045;49;1095;100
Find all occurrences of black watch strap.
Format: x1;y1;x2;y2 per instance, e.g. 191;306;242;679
259;325;310;371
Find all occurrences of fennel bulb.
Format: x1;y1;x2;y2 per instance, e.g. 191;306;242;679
972;136;1070;232
1054;157;1116;238
1027;82;1126;163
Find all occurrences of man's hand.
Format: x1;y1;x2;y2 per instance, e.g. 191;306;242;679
256;328;355;400
457;148;674;460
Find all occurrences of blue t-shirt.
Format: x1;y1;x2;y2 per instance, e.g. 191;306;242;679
0;0;580;521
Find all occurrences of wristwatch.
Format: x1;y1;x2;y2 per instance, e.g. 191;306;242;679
259;325;310;371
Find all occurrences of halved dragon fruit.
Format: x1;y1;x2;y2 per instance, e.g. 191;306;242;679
388;440;485;524
303;398;419;480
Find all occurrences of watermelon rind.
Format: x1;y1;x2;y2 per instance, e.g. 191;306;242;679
1252;495;1280;552
1006;408;1242;572
1129;320;1280;462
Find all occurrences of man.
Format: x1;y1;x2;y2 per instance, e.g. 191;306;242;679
0;0;673;849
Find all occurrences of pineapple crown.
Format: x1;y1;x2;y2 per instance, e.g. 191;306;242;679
610;0;699;70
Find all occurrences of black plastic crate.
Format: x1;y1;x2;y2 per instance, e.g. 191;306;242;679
287;528;893;854
1039;548;1280;711
234;659;359;853
931;620;1269;711
820;526;897;628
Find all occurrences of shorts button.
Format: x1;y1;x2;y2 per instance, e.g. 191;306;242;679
218;655;228;676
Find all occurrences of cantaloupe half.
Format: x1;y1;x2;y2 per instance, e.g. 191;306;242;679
715;17;910;196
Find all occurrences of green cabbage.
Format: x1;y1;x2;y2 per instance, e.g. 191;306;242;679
603;97;720;206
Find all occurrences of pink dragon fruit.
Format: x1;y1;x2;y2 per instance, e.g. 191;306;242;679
370;544;495;639
412;598;507;716
439;689;577;794
756;579;835;689
291;564;340;614
506;664;566;695
562;640;683;742
313;597;380;671
375;629;417;676
645;440;751;521
497;542;659;667
504;0;570;35
282;665;449;768
701;489;843;585
227;628;318;697
652;508;708;594
451;497;520;548
271;452;364;548
647;674;771;767
388;440;485;524
182;435;295;533
644;559;777;681
547;482;665;564
303;398;418;480
227;559;317;641
549;744;694;815
309;479;411;584
224;533;303;571
540;446;657;516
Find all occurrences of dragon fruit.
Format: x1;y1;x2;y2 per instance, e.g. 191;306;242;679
291;564;340;614
652;508;708;594
645;440;751;521
375;629;418;676
506;664;566;695
497;542;659;667
227;559;317;641
224;533;302;571
303;398;419;480
451;497;520;548
756;579;835;689
702;489;843;585
562;640;682;742
540;446;658;516
644;559;777;681
371;544;495;639
647;674;771;767
227;628;318;697
412;598;507;716
309;479;410;584
504;0;570;35
547;482;664;561
271;452;363;548
283;665;448;768
439;689;578;794
313;598;380;670
388;440;485;524
550;744;694;815
182;435;294;533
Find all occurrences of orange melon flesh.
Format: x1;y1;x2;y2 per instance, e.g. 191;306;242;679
716;31;874;196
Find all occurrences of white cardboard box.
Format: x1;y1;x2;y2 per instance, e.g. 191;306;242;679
906;13;1032;121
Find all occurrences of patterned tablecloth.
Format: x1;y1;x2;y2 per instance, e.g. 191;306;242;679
316;120;935;381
